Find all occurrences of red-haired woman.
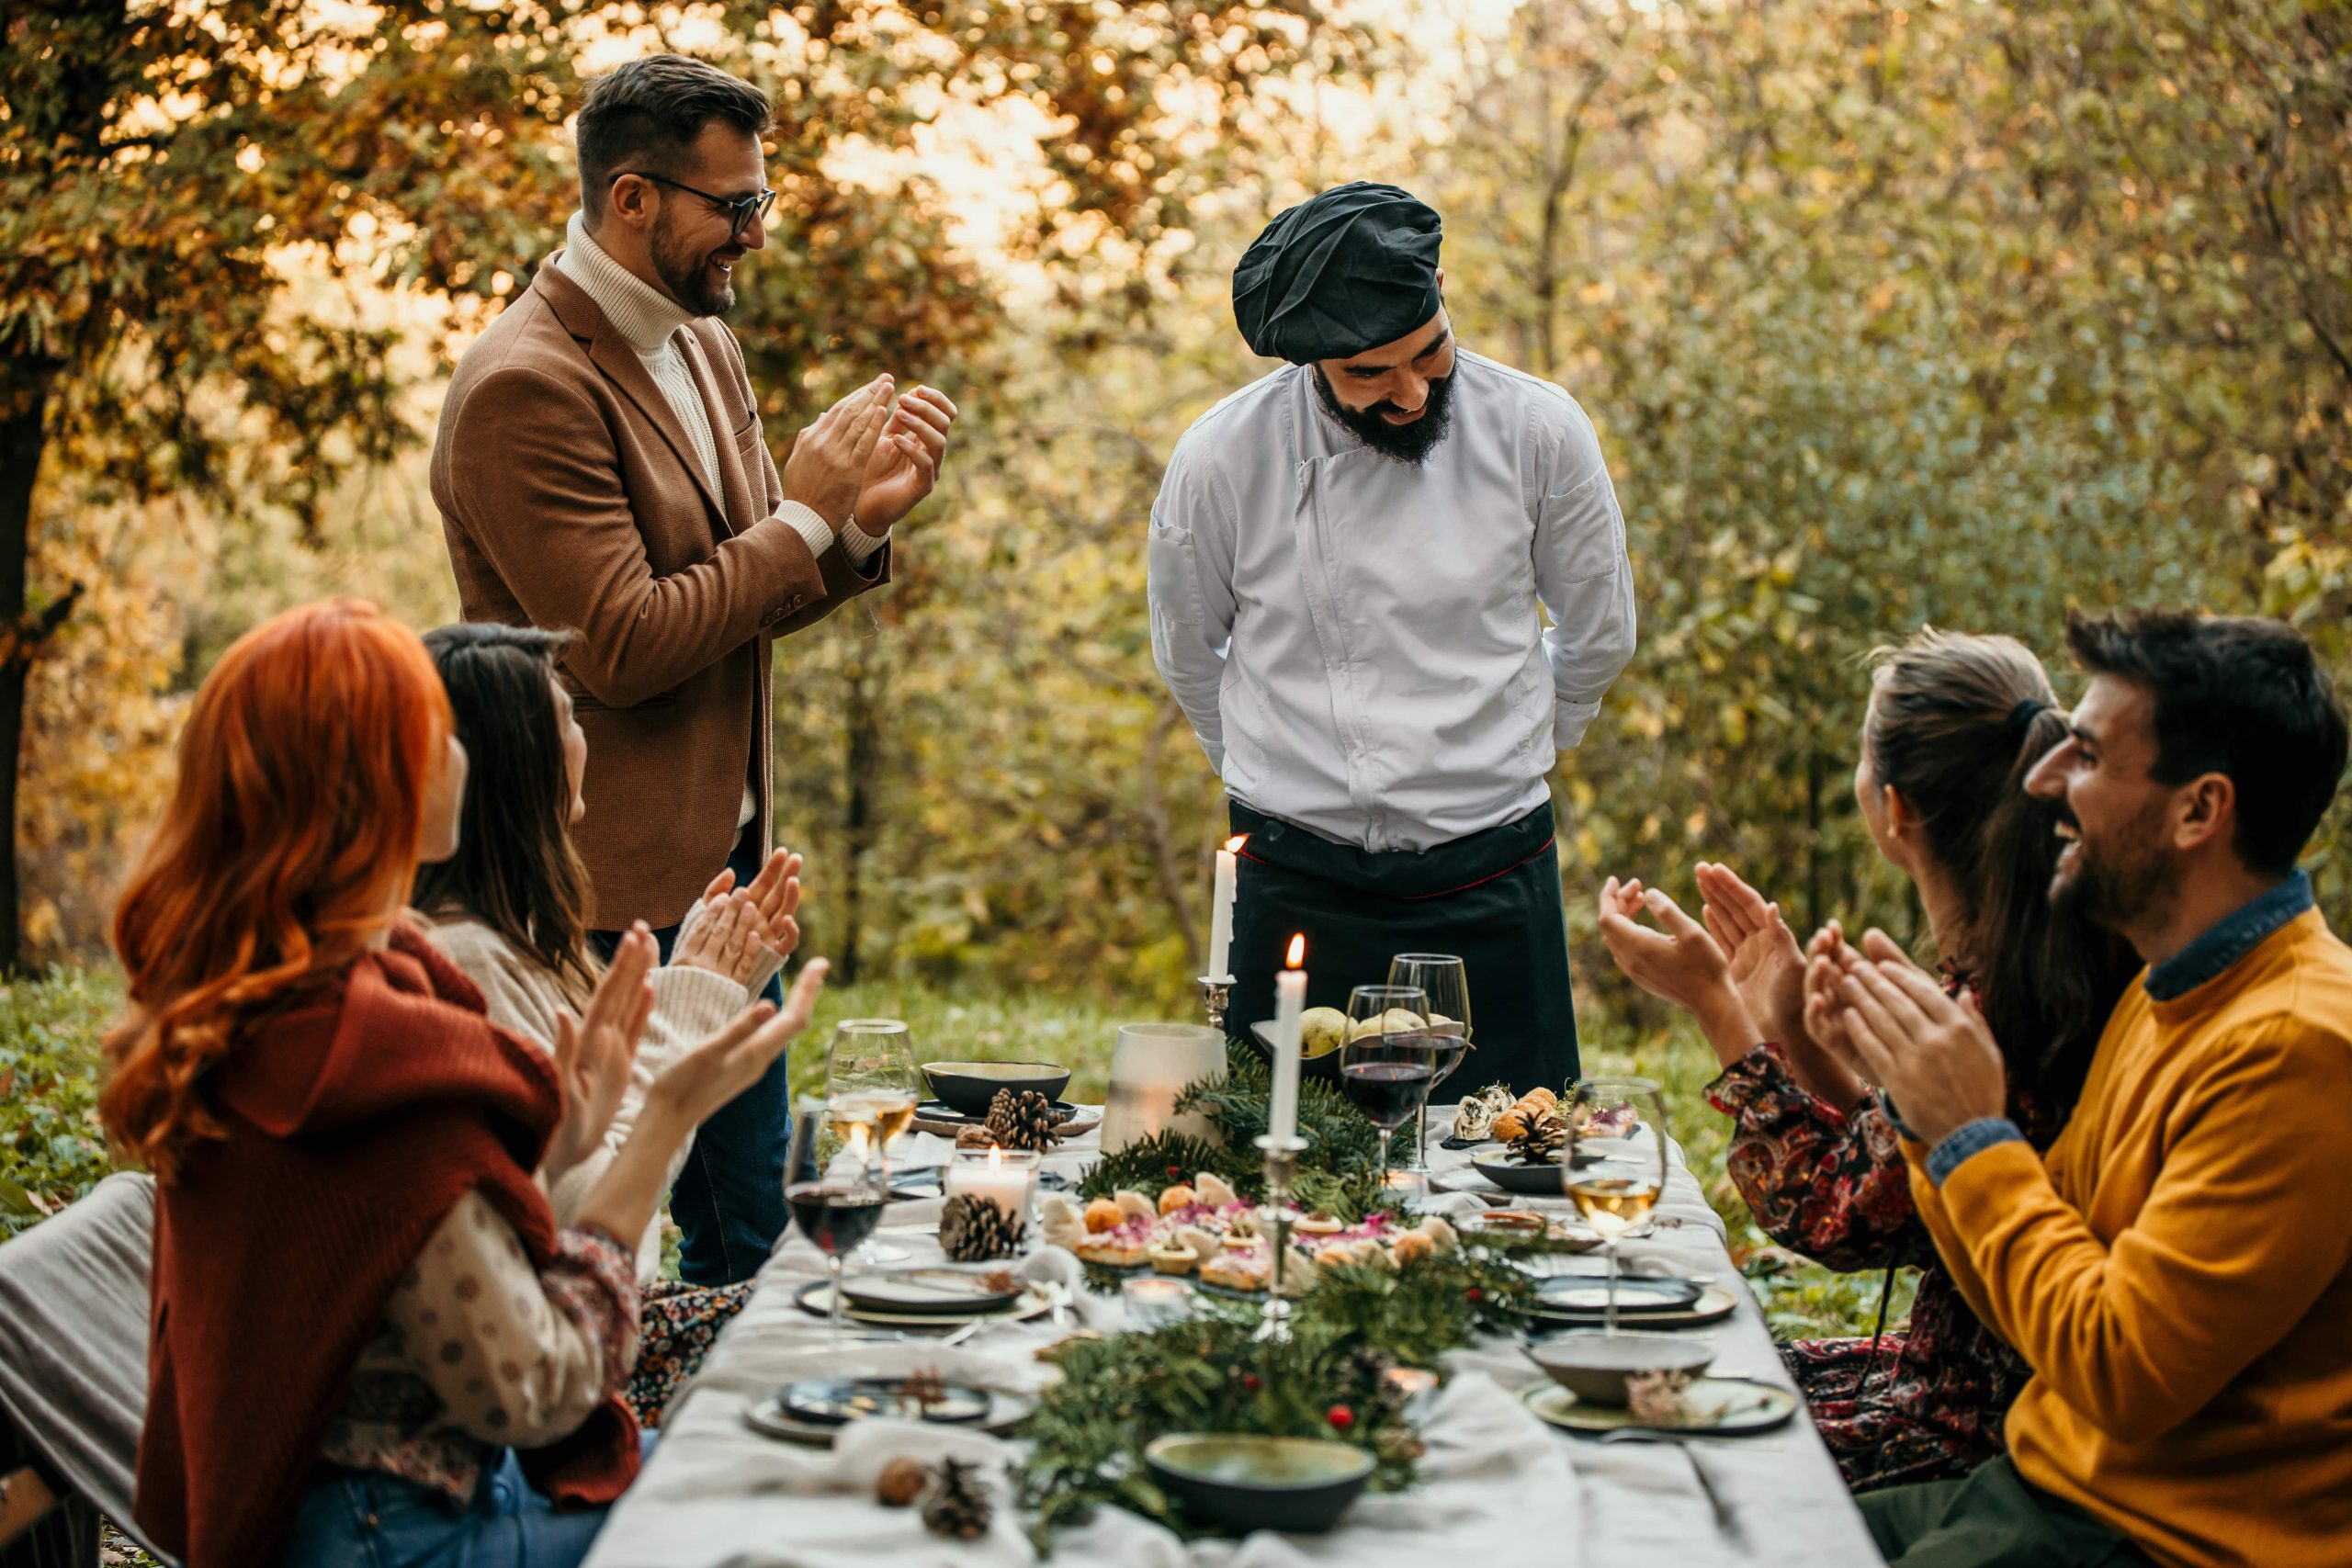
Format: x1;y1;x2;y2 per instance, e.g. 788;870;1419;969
101;600;826;1568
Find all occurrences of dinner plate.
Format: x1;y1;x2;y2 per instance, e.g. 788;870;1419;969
841;1267;1026;1316
792;1277;1054;1328
1459;1212;1604;1253
744;1387;1034;1447
1531;1282;1740;1330
1522;1376;1798;1435
1533;1275;1702;1314
779;1375;992;1427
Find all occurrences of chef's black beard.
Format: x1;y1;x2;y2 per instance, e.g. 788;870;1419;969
1311;365;1456;464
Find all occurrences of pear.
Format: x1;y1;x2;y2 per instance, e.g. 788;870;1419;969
1298;1006;1351;1057
1348;1007;1428;1041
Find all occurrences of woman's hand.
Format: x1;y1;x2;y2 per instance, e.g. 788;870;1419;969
1827;934;2007;1146
1595;876;1760;1066
648;959;831;1130
693;847;804;966
672;890;766;986
1694;863;1808;1049
546;925;655;1182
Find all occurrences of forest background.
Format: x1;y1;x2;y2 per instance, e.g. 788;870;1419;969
4;0;2348;1324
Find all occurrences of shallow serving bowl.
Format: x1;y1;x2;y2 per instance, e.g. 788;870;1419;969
1525;1330;1717;1407
920;1060;1073;1118
1143;1433;1375;1534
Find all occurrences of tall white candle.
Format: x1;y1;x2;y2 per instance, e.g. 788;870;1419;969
1205;835;1243;981
1269;934;1306;1142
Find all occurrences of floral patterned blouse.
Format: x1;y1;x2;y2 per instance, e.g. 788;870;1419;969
1709;1038;2058;1492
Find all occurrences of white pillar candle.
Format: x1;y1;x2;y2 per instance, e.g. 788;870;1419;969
1269;934;1306;1142
945;1146;1038;1221
1205;835;1243;982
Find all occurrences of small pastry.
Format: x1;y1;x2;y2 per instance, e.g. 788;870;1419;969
1114;1190;1157;1224
1147;1242;1198;1276
1279;1246;1321;1295
1295;1213;1343;1236
1417;1215;1460;1253
1039;1195;1087;1250
1158;1183;1197;1216
1198;1248;1269;1292
1390;1230;1436;1265
1075;1231;1148;1268
1222;1208;1260;1240
1193;1172;1238;1208
1082;1197;1125;1234
1521;1087;1559;1112
1491;1109;1530;1144
1174;1224;1224;1261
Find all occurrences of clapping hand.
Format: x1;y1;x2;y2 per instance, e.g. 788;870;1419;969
547;924;656;1182
1694;863;1807;1049
1809;930;2007;1145
689;847;804;975
1595;875;1760;1064
854;385;956;533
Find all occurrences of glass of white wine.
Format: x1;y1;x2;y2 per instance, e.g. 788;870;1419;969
824;1019;921;1265
1564;1077;1668;1335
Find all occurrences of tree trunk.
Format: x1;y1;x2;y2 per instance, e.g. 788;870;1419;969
837;655;879;985
0;376;55;976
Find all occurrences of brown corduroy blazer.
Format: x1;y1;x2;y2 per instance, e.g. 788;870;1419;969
431;261;887;928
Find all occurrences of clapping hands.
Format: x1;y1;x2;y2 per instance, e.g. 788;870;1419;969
1804;929;2007;1145
676;848;804;987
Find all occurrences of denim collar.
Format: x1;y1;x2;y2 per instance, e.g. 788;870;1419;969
2143;869;2313;1002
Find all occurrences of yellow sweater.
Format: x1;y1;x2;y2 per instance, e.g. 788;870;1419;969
1907;908;2352;1568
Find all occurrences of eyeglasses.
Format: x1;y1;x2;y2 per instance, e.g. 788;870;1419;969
609;171;776;240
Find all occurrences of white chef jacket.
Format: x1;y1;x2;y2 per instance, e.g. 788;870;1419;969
1148;350;1635;853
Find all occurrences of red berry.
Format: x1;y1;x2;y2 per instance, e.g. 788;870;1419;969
1466;1287;1483;1302
1241;1372;1261;1391
1327;1404;1354;1430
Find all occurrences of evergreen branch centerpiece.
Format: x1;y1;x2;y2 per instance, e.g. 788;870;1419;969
1012;1238;1548;1543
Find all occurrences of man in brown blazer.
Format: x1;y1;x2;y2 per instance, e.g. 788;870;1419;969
431;54;956;1283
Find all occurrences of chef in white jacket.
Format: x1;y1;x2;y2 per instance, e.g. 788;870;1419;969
1148;181;1635;1092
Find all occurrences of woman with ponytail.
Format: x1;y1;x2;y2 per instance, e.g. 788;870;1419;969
103;600;825;1568
1596;630;2139;1491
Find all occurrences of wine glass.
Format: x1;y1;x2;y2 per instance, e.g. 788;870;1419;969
1340;985;1432;1194
1385;953;1470;1177
786;1165;890;1348
824;1020;921;1264
1564;1077;1669;1335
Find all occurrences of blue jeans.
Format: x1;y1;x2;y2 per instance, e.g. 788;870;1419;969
279;1438;655;1568
593;824;790;1287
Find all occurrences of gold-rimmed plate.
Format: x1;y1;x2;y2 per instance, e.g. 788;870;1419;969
791;1277;1055;1329
1523;1376;1798;1435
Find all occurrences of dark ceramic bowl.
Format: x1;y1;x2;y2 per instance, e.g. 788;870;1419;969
1144;1433;1375;1535
919;1060;1072;1119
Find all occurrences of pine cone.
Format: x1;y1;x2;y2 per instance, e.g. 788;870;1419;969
982;1088;1060;1152
938;1193;1025;1261
919;1456;993;1540
1509;1111;1568;1167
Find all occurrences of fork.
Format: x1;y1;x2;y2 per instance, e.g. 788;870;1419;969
1594;1427;1744;1544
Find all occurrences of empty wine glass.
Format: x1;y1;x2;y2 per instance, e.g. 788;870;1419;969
1564;1077;1669;1335
1341;985;1432;1194
1386;953;1470;1176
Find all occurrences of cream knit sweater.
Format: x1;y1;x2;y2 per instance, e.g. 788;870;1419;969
424;913;751;1283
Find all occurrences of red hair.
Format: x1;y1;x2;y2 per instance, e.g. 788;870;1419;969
102;599;454;1180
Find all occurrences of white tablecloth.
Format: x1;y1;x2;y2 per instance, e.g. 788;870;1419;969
583;1111;1881;1568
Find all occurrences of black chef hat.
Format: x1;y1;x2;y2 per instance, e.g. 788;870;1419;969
1231;182;1443;363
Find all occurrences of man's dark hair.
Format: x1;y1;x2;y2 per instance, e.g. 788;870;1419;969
2066;608;2348;878
575;55;771;221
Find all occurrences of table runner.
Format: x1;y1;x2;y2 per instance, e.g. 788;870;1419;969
582;1111;1883;1567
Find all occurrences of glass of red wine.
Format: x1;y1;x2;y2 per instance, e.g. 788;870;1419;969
1341;984;1434;1195
1385;953;1470;1179
786;1168;891;1348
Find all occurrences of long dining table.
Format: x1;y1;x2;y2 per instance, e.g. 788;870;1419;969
582;1106;1884;1568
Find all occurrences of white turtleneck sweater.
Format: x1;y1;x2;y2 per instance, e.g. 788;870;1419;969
555;213;888;829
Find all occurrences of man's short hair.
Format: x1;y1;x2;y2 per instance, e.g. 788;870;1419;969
2067;608;2348;877
574;55;771;221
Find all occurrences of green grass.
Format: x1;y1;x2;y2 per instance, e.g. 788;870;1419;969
0;966;1906;1341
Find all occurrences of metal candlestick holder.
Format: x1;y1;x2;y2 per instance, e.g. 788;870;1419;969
1251;1133;1309;1342
1197;975;1235;1034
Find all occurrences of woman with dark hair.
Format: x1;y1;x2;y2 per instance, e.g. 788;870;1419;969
415;620;799;1422
1596;629;2140;1491
101;599;825;1568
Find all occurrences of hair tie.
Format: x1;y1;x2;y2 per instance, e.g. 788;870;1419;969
2008;698;2050;732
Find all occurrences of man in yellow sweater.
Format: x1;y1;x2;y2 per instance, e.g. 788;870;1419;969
1816;609;2352;1568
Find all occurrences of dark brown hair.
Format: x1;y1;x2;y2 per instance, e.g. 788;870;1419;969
413;624;597;1008
2066;608;2347;878
574;55;771;221
1866;630;2138;1109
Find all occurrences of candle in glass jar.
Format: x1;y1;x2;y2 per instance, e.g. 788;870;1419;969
1269;934;1306;1142
1205;835;1244;982
944;1146;1038;1221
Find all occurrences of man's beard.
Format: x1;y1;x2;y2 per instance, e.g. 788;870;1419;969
651;212;737;317
2050;796;2183;931
1311;365;1456;464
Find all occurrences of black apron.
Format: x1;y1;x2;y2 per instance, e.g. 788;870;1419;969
1226;797;1580;1096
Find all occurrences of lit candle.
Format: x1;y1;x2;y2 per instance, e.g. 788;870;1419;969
1205;834;1245;982
944;1145;1038;1222
1269;934;1306;1142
